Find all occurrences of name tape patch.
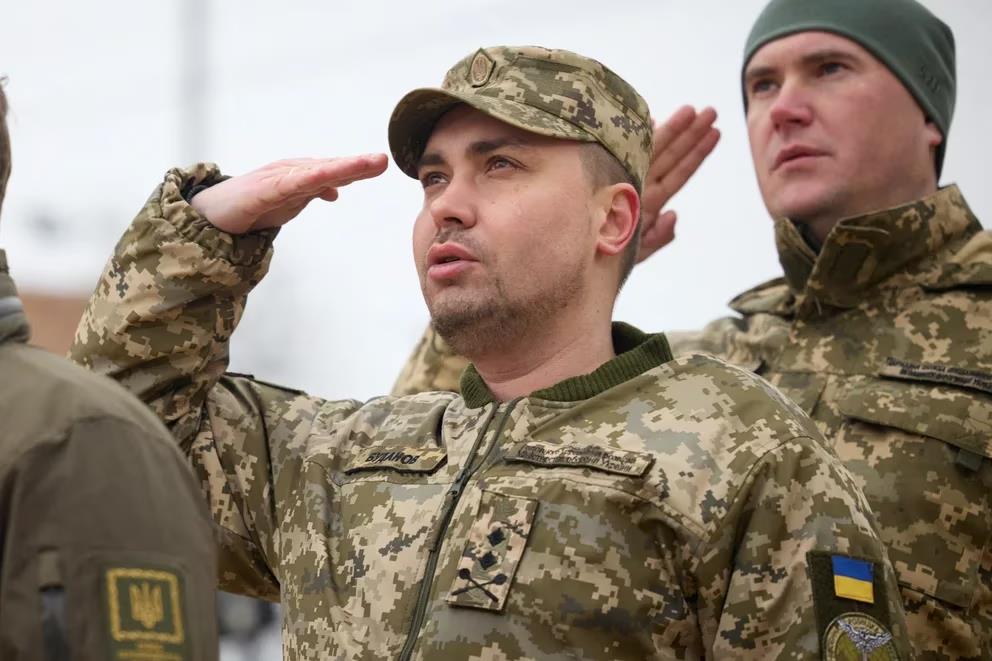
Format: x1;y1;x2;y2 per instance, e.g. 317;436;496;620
505;442;653;477
882;357;992;395
345;447;447;474
104;567;188;661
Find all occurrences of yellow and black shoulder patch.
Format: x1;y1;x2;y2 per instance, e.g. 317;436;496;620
808;552;899;660
102;565;189;661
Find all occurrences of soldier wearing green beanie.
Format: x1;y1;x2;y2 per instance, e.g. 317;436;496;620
744;0;956;175
390;3;992;660
689;2;991;658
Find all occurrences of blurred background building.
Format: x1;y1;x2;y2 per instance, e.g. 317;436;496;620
3;1;990;658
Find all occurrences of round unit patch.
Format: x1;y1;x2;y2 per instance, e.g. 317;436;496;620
823;613;899;660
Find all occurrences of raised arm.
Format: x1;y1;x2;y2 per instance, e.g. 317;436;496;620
70;156;387;597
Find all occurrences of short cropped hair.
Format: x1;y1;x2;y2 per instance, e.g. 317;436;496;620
580;142;641;289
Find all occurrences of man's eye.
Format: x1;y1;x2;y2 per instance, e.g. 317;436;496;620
488;156;517;171
750;79;777;96
420;172;447;188
820;61;846;76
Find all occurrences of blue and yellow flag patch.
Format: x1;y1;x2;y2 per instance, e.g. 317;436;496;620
831;555;875;604
808;552;898;658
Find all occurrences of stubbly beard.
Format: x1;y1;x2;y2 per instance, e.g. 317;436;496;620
428;261;585;360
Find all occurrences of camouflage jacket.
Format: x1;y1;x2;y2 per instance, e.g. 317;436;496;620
667;186;992;661
72;165;911;660
394;185;992;659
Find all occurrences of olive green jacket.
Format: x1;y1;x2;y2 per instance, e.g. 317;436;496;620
0;251;217;661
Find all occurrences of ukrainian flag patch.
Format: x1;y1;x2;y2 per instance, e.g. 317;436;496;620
831;555;875;604
808;552;898;657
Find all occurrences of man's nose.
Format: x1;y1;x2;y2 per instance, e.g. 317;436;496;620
769;78;814;131
429;174;477;230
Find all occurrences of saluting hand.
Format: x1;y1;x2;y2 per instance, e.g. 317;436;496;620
190;154;390;235
637;106;720;264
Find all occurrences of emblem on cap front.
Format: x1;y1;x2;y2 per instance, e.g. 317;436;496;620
468;48;495;87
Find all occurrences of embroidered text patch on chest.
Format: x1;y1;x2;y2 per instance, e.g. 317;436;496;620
504;441;653;477
344;447;447;474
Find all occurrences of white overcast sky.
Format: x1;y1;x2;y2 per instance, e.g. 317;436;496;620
2;0;990;401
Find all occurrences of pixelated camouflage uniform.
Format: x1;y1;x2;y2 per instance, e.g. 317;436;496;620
675;186;992;661
397;184;992;659
70;164;911;660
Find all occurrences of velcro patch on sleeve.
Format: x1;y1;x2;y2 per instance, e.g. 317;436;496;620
103;566;189;661
504;441;653;477
344;447;447;474
807;552;899;660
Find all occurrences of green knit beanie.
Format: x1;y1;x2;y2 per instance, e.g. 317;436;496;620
743;0;956;176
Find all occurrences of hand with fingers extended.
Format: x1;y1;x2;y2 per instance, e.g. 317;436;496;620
189;154;390;235
637;106;720;264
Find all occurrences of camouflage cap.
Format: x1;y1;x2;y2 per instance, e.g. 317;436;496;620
388;46;653;190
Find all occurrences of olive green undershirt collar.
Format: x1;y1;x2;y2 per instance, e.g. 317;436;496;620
460;322;673;408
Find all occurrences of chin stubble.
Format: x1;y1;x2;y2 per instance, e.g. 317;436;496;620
429;262;585;360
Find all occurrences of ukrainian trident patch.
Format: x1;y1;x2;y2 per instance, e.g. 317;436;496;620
103;566;189;660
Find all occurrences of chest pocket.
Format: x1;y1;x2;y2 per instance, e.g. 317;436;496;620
446;490;538;612
445;441;662;617
834;374;992;609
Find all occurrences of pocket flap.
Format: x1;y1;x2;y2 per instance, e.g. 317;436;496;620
837;377;992;457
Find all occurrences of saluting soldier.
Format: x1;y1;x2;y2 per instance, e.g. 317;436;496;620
396;1;992;658
73;45;909;658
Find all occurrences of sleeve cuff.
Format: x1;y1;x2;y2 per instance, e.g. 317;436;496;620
158;163;280;267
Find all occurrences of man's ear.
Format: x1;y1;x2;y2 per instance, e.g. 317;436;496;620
924;119;943;150
594;183;640;257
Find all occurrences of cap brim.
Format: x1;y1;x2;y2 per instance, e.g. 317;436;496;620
388;88;596;180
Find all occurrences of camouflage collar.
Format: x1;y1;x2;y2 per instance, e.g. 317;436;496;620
0;250;30;346
775;185;981;315
459;322;674;408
